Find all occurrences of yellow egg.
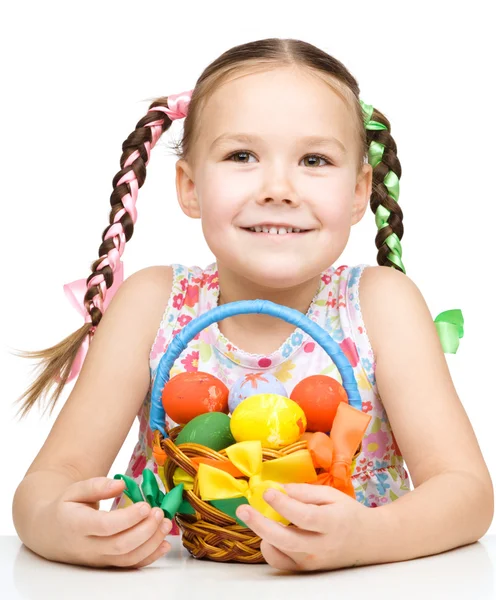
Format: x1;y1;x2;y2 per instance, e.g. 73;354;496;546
230;393;307;449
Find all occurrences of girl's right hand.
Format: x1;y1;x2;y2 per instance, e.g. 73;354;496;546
44;476;172;568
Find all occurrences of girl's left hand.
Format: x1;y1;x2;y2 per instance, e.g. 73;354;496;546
236;483;369;572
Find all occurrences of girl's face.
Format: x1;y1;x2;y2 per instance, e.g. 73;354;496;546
176;66;372;289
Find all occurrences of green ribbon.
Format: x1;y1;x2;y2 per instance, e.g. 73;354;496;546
114;470;251;525
360;100;404;273
360;99;464;354
434;309;464;354
114;468;186;520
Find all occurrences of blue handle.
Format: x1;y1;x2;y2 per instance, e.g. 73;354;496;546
150;300;361;436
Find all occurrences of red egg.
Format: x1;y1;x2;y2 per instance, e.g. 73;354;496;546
290;375;349;432
161;371;229;424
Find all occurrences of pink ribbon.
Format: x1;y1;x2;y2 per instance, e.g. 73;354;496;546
57;90;192;385
56;260;124;384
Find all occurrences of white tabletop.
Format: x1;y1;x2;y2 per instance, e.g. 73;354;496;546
1;534;495;599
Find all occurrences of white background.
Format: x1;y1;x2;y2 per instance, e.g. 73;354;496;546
1;1;495;535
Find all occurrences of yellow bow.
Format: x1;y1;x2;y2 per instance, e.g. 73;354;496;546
197;440;317;524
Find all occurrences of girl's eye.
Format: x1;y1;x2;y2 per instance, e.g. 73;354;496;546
226;151;332;167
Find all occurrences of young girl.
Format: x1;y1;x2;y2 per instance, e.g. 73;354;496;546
11;38;493;572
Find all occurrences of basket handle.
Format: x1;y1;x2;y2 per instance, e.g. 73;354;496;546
150;300;361;436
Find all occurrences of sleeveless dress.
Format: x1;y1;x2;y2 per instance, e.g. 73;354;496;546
111;262;412;534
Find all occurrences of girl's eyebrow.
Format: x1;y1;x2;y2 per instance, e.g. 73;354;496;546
209;132;347;155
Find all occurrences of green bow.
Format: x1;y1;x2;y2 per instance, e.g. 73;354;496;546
114;468;190;520
434;309;464;354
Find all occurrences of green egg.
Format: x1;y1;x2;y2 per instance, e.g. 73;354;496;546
175;412;235;451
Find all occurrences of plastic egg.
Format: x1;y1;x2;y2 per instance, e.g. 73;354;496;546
230;393;306;449
228;373;288;413
175;412;236;451
290;375;349;432
162;371;229;424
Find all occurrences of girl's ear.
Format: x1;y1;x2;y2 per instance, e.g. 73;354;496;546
351;162;373;225
175;159;201;218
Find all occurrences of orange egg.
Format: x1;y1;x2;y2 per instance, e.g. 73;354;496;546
161;371;229;424
290;375;349;432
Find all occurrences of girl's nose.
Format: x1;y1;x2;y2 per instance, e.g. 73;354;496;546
258;165;300;206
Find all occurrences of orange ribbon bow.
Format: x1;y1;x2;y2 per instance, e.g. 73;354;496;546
307;402;372;499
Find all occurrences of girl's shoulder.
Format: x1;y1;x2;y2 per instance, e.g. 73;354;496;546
355;264;421;358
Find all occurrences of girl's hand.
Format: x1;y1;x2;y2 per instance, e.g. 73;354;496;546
236;483;368;572
44;477;172;568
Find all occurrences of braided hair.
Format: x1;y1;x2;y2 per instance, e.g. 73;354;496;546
13;38;404;418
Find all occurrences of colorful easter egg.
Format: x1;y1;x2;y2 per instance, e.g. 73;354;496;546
290;375;349;432
228;373;288;413
230;393;306;449
175;412;235;451
162;371;229;424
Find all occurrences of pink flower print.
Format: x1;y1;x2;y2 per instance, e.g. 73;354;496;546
150;332;166;360
172;293;185;309
339;337;359;367
178;314;193;327
206;273;219;290
328;298;337;309
180;277;188;292
131;454;147;478
322;273;332;285
364;430;389;458
184;285;199;308
181;351;199;372
362;400;373;413
335;265;347;276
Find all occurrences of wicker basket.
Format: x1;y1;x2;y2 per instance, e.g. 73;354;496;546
149;299;363;563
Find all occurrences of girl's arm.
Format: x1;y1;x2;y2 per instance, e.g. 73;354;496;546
355;266;493;564
12;265;174;565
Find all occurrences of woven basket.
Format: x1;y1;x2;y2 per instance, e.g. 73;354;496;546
149;299;363;563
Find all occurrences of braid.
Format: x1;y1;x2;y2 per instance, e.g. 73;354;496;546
12;97;180;418
360;101;405;273
85;101;174;328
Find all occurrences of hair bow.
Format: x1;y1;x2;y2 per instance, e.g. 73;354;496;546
57;260;124;383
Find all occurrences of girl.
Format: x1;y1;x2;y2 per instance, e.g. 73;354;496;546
11;38;493;572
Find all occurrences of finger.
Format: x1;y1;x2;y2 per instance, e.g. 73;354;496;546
98;508;171;557
236;505;318;553
260;539;300;572
63;477;126;504
104;515;172;568
132;540;172;569
85;501;156;537
283;483;351;505
262;488;327;532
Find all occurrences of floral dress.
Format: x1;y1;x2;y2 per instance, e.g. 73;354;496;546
111;262;411;533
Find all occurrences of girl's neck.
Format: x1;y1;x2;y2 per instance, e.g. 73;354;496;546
215;262;323;355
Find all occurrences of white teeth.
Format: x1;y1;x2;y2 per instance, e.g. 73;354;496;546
248;226;303;234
